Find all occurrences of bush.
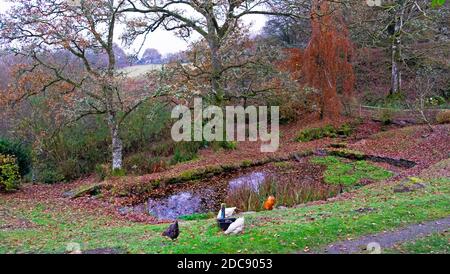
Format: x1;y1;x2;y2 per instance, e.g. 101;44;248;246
296;127;326;142
211;140;237;151
269;86;320;124
57;158;82;180
37;167;65;184
436;110;450;124
378;108;394;125
171;141;205;164
0;138;32;176
0;154;21;191
295;123;354;142
385;92;406;108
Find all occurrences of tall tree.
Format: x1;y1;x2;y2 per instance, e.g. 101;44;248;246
122;0;300;104
351;0;448;95
300;0;355;119
0;0;158;170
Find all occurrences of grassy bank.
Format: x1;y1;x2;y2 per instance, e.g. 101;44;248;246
0;160;448;253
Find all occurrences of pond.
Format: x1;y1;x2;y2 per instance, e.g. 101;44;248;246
126;158;332;220
122;155;401;220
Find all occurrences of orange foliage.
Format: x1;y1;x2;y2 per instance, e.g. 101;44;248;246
280;0;355;119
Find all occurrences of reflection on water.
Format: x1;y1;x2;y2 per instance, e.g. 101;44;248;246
133;171;268;220
146;192;203;220
228;172;266;192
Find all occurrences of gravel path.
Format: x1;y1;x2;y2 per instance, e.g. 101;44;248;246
322;216;450;254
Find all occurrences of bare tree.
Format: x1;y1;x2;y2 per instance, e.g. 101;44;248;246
122;0;302;104
406;68;441;132
351;0;447;94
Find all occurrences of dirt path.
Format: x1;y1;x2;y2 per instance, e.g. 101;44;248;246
321;216;450;254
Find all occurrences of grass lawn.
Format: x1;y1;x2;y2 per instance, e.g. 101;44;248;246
385;232;449;254
0;158;448;253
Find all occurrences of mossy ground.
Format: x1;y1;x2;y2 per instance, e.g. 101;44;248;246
310;156;393;186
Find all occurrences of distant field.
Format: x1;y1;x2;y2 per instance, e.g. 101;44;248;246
118;64;164;78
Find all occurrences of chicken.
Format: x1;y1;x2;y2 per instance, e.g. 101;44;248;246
263;196;276;210
162;221;179;240
224;217;245;235
217;203;237;219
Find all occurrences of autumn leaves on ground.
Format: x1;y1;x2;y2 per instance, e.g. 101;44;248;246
0;1;449;254
1;121;449;254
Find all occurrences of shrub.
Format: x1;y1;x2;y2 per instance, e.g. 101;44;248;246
241;160;253;167
378;108;394;125
270;86;320;124
37;167;65;184
0;154;21;191
296;127;326;142
171;142;204;164
337;123;353;136
436;110;450;124
295;123;354;142
385;92;406;108
57;158;82;180
0;138;32;176
211;140;237;151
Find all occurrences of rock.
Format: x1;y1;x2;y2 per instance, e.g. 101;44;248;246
63;183;103;199
277;206;288;210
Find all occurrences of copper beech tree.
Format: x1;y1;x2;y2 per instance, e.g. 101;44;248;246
0;0;160;170
281;0;355;119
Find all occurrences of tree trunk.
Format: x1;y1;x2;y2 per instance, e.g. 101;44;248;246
209;39;223;104
108;115;123;170
391;30;401;94
390;4;404;95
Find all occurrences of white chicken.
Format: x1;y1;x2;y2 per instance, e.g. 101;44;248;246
217;205;236;219
224;217;245;235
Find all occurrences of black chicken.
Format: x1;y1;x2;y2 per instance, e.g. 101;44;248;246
162;221;179;240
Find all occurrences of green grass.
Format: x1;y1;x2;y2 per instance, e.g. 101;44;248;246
311;156;393;186
178;213;214;221
385;232;450;254
0;173;448;254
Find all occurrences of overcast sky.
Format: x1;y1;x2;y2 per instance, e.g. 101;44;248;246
0;1;267;56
